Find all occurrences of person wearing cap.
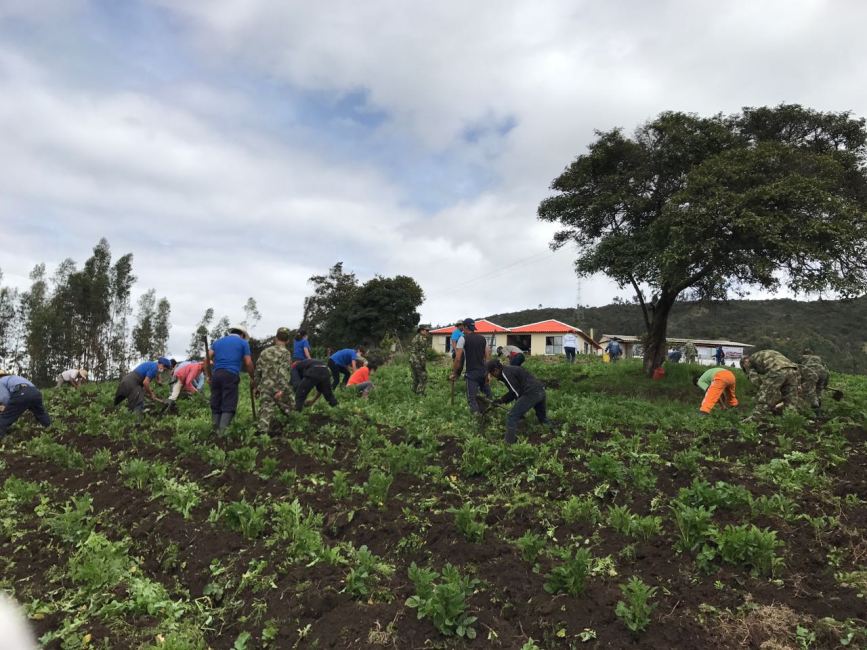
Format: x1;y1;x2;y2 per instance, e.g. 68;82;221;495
328;346;366;389
0;370;52;438
208;324;255;432
292;329;312;362
113;357;171;413
450;318;492;413
496;344;526;367
255;327;294;434
55;368;89;389
292;359;338;411
449;322;465;377
409;324;430;395
563;330;578;364
486;359;549;444
165;360;206;413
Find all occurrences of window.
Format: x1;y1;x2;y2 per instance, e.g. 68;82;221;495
545;335;563;355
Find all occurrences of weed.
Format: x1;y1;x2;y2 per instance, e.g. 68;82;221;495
615;577;657;635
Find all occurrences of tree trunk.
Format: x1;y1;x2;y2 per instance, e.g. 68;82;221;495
642;292;676;375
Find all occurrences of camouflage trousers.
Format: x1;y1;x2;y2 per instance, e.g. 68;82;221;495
410;360;427;395
685;354;697;364
753;368;803;418
798;366;822;410
257;391;294;434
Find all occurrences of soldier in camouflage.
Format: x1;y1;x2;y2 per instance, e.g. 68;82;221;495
800;350;830;410
740;349;804;420
683;341;698;364
255;327;294;434
409;324;430;395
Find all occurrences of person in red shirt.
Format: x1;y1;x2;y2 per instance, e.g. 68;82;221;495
347;361;377;397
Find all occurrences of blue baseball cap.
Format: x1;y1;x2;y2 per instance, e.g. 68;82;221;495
157;357;171;367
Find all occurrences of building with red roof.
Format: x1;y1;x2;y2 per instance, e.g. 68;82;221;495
430;318;600;357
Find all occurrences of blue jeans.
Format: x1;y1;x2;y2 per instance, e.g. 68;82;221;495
0;385;51;436
505;388;548;444
465;369;492;413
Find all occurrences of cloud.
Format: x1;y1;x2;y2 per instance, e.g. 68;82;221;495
3;0;867;356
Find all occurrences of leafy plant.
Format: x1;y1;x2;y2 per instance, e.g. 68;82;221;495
672;504;715;552
155;478;201;519
562;495;601;525
615;577;657;635
227;446;258;473
713;524;784;577
364;469;393;507
544;547;592;596
406;563;479;639
212;499;268;539
515;531;546;564
345;545;394;599
450;503;487;543
331;470;351;499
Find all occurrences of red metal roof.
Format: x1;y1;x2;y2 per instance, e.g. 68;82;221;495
430;319;510;334
509;319;580;334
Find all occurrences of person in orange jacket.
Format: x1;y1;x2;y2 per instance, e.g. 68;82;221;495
694;366;739;414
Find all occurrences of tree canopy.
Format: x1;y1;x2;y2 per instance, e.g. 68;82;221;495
301;262;424;348
538;104;867;372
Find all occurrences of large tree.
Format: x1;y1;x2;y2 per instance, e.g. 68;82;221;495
539;105;867;373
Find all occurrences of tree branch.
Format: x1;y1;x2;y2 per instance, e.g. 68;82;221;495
627;275;651;331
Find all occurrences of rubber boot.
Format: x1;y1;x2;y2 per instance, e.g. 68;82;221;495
212;412;220;431
217;412;234;432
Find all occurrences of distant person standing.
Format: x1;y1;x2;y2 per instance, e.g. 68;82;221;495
293;330;312;361
668;348;682;363
714;346;725;366
450;318;492;414
409;325;430;395
328;346;365;389
605;338;622;362
683;341;698;364
209;324;255;432
0;370;51;438
563;330;578;363
450;322;465;377
55;368;88;389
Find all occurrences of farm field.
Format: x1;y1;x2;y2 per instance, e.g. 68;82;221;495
1;358;866;649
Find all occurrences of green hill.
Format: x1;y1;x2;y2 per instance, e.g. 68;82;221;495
488;297;867;374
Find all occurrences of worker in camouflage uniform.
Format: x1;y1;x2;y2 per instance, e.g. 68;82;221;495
409;324;429;395
683;341;698;364
255;327;294;434
800;350;829;410
740;349;804;421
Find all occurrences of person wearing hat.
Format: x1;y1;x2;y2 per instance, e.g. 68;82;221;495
450;318;492;413
208;324;255;432
55;368;89;389
255;327;294;434
328;346;366;389
113;357;172;413
291;358;339;411
409;324;430;395
0;369;52;438
485;359;549;444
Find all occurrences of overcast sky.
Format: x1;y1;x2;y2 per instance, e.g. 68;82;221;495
2;0;866;355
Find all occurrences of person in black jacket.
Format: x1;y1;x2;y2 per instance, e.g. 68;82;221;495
486;359;549;443
291;359;338;412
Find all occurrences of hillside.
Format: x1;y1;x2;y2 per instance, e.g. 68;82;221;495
488;297;867;374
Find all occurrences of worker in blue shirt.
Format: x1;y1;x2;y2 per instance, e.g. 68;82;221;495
208;324;255;431
113;357;171;413
0;370;52;437
450;323;465;377
328;346;366;389
293;330;312;361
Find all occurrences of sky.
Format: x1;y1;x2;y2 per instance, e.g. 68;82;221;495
2;0;867;356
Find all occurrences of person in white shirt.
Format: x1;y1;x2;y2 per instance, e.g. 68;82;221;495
0;593;37;650
563;330;578;363
55;368;88;389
